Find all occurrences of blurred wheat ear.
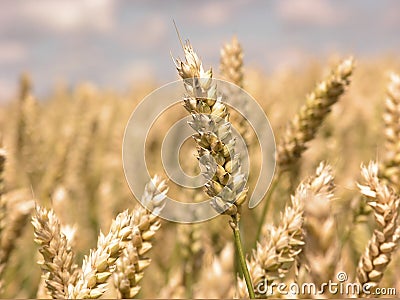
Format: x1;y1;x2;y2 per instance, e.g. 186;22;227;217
381;72;400;190
277;58;354;171
220;36;252;146
0;148;34;295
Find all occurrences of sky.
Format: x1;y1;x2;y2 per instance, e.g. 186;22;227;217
0;0;400;100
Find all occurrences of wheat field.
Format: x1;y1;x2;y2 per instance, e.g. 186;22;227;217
1;33;400;299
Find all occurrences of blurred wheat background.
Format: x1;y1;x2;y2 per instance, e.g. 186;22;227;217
1;0;400;298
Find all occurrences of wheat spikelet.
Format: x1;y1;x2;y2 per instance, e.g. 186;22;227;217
381;72;400;190
277;58;354;170
356;161;400;295
175;40;248;216
237;163;334;298
113;175;168;299
32;205;78;298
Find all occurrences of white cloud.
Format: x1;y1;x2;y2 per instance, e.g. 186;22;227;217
14;0;116;33
183;0;248;27
276;0;346;26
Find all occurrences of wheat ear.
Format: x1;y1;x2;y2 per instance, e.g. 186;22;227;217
220;36;244;87
238;162;334;298
277;58;354;170
68;210;133;299
15;77;41;182
220;36;252;145
0;190;34;283
302;163;338;286
113;175;168;299
0;151;35;293
381;72;400;190
32;205;79;299
175;39;254;297
177;223;203;296
113;176;167;298
175;40;248;216
356;162;400;295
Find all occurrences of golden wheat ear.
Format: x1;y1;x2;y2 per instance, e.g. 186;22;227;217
277;58;354;171
113;175;168;299
356;161;400;295
32;205;78;299
68;209;132;299
238;162;334;298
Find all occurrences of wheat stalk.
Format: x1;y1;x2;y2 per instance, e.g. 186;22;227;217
32;205;79;299
356;161;400;296
238;162;334;298
277;58;354;170
381;72;400;190
113;175;168;299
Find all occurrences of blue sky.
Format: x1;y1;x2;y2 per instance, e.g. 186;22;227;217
0;0;399;100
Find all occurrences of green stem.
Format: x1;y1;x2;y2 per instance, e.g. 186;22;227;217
254;172;281;244
232;216;255;299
